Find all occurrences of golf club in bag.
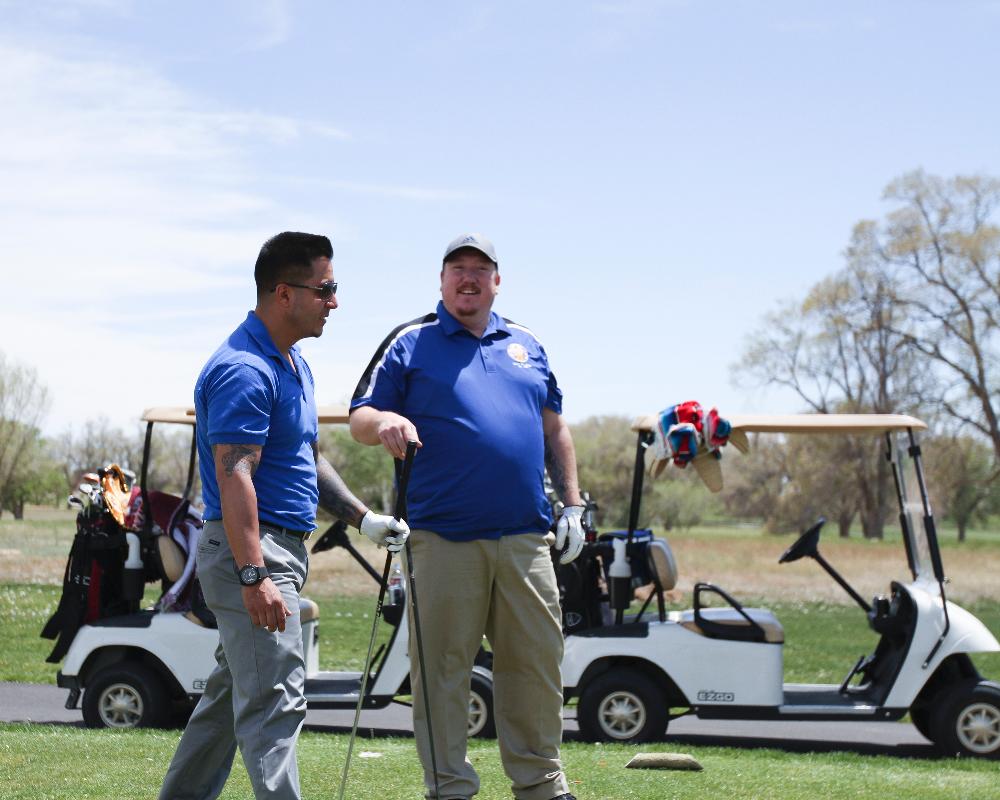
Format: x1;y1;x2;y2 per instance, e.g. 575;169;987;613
337;441;441;799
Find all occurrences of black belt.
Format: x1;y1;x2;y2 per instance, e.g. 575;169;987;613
260;523;314;542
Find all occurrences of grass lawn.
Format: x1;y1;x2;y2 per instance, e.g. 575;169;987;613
1;722;998;800
1;583;390;684
6;583;1000;686
4;508;1000;798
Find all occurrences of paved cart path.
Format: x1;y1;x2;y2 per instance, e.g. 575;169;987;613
2;682;934;757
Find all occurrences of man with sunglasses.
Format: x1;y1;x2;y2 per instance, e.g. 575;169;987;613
160;232;408;800
350;233;583;800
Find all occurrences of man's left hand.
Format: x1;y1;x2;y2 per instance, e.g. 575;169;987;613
555;505;585;564
360;510;410;552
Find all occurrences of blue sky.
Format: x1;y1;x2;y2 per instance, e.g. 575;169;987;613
1;1;998;434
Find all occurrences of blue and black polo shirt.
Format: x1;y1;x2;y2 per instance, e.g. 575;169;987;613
195;311;319;532
351;301;563;541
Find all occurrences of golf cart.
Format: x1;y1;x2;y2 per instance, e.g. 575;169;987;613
557;413;1000;758
43;406;495;737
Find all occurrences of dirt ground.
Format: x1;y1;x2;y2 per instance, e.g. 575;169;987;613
4;507;999;605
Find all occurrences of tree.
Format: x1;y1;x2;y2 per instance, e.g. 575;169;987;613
740;255;928;537
719;433;787;524
0;352;51;516
570;415;638;527
56;417;144;488
923;434;1000;542
873;171;1000;464
1;434;65;518
318;427;396;516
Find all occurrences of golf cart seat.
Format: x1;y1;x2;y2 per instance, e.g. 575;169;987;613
157;535;186;582
299;597;319;623
679;583;784;644
679;607;785;644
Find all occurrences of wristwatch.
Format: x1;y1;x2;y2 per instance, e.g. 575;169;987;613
236;563;270;586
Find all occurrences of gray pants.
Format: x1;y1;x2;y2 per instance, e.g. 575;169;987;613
159;521;309;800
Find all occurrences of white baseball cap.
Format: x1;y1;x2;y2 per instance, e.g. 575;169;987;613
442;232;498;265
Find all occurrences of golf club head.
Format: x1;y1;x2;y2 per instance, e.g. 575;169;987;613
67;495;85;510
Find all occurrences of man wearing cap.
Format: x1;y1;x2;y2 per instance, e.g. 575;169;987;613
160;232;409;800
350;233;584;800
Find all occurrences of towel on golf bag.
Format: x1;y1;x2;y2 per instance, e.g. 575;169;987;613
99;465;131;527
649;401;732;478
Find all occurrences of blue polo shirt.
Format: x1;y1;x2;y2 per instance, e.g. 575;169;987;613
351;301;563;541
195;311;319;532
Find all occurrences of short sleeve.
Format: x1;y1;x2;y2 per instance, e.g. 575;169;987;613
204;362;274;445
533;340;563;414
351;339;407;414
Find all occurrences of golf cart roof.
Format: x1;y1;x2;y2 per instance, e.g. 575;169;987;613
631;412;928;435
141;405;351;425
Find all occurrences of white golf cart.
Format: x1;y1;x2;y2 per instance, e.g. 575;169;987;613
558;413;1000;758
44;406;495;737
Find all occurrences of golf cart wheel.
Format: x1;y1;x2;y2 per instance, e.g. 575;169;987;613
908;704;933;742
930;679;1000;758
578;668;667;743
468;670;496;739
82;663;168;729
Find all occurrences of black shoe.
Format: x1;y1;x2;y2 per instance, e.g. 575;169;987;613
550;795;577;800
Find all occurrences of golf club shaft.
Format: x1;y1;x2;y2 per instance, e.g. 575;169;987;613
337;441;417;800
404;529;440;798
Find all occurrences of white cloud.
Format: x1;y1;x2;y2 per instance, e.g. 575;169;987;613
0;40;347;433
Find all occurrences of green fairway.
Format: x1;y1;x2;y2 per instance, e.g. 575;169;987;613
1;722;998;800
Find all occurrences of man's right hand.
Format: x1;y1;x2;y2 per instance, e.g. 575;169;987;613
375;412;422;460
241;579;292;633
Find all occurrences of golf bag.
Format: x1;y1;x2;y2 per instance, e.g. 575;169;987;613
41;476;136;663
42;466;213;662
554;529;661;634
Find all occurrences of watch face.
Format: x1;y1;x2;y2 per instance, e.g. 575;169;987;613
239;565;259;585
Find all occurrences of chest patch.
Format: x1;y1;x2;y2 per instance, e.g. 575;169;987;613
506;342;530;367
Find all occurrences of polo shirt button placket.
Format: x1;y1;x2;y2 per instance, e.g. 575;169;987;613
481;340;496;374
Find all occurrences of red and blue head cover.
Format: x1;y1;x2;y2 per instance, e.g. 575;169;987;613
650;401;731;477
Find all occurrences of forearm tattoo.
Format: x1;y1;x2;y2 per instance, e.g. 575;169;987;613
217;444;260;477
315;452;366;527
545;441;572;502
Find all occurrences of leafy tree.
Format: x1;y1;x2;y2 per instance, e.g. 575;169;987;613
923;434;999;542
871;171;1000;463
56;417;143;487
739;265;925;537
318;427;396;516
570;415;637;527
1;435;65;518
0;352;51;516
643;471;715;531
719;433;787;524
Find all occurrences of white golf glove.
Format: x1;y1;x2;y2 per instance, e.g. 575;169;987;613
555;505;585;564
360;511;410;553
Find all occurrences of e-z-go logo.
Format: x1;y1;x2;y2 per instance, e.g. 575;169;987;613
697;689;735;702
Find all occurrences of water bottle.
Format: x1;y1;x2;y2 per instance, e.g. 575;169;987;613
122;531;144;607
608;537;631;615
388;561;404;607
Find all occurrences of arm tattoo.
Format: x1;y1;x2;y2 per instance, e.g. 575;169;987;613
544;441;571;502
315;452;366;527
217;445;260;477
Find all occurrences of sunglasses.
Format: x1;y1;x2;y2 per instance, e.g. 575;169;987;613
272;280;338;300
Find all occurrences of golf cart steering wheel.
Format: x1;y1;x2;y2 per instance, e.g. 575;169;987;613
778;518;826;564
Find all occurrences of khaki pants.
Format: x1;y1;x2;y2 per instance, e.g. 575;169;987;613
407;530;568;800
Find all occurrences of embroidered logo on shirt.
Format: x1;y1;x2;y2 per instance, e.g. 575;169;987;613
507;343;530;367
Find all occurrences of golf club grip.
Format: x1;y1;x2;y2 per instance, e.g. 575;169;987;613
393;440;418;521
